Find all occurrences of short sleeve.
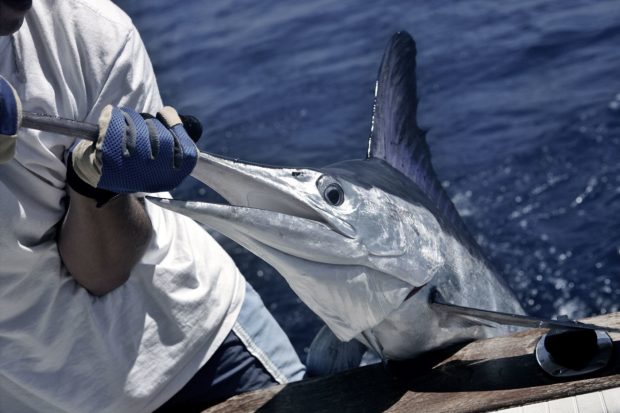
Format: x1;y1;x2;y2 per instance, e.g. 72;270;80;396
85;27;163;124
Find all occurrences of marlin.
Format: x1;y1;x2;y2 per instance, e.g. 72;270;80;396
150;32;526;361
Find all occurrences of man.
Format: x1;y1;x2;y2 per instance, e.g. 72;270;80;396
0;0;305;412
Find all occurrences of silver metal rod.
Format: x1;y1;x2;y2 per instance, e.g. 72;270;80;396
430;289;620;333
21;111;99;141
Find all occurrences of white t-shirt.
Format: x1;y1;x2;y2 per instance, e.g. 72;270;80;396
0;1;245;412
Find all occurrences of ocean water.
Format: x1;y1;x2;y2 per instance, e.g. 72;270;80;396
113;0;620;357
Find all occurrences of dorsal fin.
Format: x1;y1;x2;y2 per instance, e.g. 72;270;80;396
368;32;466;235
368;32;438;197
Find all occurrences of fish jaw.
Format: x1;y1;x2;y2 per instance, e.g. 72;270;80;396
149;198;365;265
190;152;356;238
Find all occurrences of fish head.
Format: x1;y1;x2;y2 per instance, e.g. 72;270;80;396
151;31;479;344
175;151;442;271
151;153;445;341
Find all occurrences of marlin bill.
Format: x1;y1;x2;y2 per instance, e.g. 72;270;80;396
150;32;525;361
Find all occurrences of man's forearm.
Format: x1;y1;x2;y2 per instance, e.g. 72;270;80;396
57;104;195;296
58;187;153;296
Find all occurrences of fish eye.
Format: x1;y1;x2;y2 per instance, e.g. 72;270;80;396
323;183;344;206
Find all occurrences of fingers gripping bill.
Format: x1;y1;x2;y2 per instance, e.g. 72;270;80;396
0;76;22;164
72;105;198;193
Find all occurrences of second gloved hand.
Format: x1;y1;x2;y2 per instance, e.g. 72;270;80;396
71;105;198;194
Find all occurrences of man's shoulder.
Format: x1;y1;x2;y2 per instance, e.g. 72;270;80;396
18;0;155;119
68;0;134;29
35;0;136;38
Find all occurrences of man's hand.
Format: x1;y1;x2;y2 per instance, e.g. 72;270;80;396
70;105;198;194
0;75;22;163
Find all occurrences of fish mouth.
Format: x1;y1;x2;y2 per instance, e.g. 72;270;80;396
149;152;362;264
186;152;357;238
150;197;365;265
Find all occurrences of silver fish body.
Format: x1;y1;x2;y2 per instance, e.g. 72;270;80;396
154;154;523;360
151;32;524;360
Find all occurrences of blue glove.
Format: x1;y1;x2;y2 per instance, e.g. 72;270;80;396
71;105;198;195
0;76;22;164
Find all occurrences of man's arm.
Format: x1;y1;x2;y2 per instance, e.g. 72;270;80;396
58;106;197;296
58;189;153;296
2;73;196;296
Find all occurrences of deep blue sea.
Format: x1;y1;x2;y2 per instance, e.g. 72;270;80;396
113;0;620;358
